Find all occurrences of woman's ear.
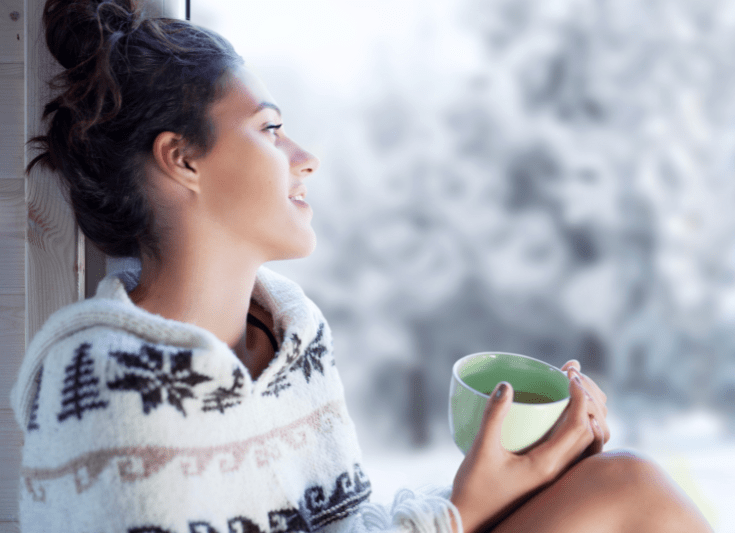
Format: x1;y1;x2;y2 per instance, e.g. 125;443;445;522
151;131;201;194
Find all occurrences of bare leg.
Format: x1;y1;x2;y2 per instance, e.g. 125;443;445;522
489;450;712;533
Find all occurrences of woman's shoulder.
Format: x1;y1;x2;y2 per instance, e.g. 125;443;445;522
11;268;227;432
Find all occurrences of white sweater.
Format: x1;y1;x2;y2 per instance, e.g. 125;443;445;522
11;265;461;533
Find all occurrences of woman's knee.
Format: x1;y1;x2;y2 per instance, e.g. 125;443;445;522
573;449;652;488
571;450;688;509
490;451;655;533
572;450;712;532
492;451;712;533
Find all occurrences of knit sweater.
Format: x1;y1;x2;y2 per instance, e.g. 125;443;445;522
11;265;461;533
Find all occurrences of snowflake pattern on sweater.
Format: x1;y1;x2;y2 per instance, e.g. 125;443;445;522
106;344;212;416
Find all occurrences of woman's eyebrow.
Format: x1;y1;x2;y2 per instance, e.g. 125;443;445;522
251;102;282;117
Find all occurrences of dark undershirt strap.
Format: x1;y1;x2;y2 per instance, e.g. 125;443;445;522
246;313;279;353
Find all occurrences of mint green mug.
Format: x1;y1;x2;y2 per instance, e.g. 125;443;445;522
449;352;570;453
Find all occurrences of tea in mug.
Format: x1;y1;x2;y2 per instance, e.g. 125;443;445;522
462;371;556;403
512;390;554;404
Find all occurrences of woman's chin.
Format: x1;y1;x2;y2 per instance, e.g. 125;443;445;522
296;231;317;258
273;231;317;262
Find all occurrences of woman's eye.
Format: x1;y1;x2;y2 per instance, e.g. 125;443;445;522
265;123;283;136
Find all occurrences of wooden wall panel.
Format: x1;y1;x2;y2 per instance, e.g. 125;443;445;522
25;0;84;348
0;0;23;62
0;293;24;410
0;410;21;524
0;2;25;532
0;180;25;293
0;62;23;179
1;0;80;528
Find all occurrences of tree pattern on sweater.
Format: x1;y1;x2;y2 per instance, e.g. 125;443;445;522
107;344;212;416
57;343;108;422
27;366;43;431
202;367;245;413
262;331;302;397
262;323;330;398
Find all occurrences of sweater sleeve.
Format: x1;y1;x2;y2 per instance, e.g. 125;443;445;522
347;486;462;533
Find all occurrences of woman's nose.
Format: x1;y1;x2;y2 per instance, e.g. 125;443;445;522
291;141;320;175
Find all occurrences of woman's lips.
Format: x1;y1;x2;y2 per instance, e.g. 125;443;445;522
289;190;309;207
290;195;309;208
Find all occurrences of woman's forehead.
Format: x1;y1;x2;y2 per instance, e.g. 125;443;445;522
215;67;278;118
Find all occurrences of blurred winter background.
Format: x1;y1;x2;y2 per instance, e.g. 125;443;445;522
191;0;734;529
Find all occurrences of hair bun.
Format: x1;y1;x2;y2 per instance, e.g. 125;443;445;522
43;0;140;70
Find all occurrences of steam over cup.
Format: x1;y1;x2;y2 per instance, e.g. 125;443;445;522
449;352;570;453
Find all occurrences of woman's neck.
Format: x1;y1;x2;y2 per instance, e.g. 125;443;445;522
128;245;265;368
234;300;276;380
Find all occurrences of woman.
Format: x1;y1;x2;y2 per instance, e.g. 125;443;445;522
11;0;712;532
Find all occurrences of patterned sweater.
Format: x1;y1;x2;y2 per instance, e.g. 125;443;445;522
11;265;461;533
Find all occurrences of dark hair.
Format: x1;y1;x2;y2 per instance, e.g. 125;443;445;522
28;0;244;260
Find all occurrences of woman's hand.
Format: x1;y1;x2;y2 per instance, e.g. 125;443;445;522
450;364;606;533
560;359;610;456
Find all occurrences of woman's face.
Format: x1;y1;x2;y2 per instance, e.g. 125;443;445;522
193;67;319;262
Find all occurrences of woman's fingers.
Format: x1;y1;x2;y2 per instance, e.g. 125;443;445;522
563;362;607;404
589;416;605;455
567;368;610;444
563;360;608;427
525;377;594;483
475;381;514;453
578;370;608;405
578;413;605;460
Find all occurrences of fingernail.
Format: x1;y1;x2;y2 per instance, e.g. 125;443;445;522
496;382;508;398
